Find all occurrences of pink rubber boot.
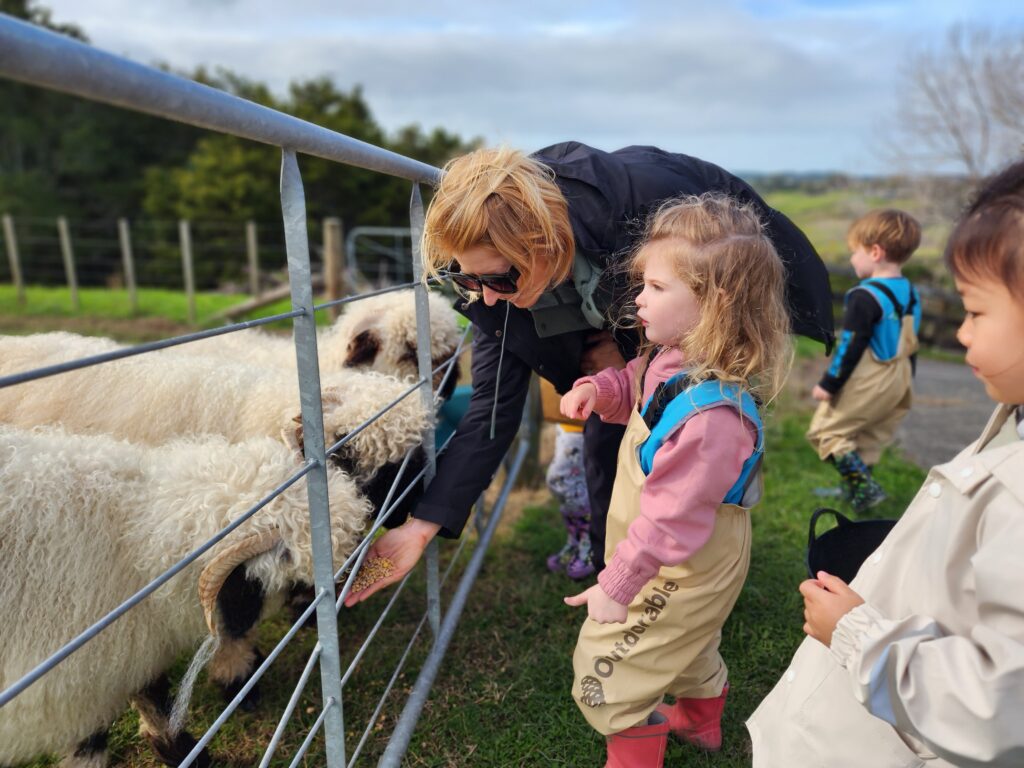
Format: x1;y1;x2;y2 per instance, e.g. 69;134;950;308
654;683;729;751
604;711;669;768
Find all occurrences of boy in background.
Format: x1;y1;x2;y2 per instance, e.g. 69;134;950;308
807;209;922;512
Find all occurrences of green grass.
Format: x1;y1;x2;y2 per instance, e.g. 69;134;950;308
0;285;243;324
17;406;925;767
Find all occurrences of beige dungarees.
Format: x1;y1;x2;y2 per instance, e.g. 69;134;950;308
571;404;756;735
807;305;919;464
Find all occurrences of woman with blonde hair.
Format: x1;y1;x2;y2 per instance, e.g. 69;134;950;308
345;142;833;607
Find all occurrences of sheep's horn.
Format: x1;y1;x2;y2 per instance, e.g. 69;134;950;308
198;528;282;635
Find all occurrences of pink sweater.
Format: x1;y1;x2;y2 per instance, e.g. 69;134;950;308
577;348;758;605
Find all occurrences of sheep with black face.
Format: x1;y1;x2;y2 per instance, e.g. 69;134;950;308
0;426;369;768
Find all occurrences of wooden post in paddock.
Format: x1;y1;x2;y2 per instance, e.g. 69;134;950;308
246;220;260;298
179;219;196;324
118;218;138;313
2;214;25;306
56;216;80;311
322;217;346;320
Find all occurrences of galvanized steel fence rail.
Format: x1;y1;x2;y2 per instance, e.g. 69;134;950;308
0;13;528;767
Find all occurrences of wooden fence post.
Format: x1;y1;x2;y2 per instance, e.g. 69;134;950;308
179;219;196;324
2;214;25;306
246;220;260;298
118;218;138;313
57;216;80;311
322;217;346;320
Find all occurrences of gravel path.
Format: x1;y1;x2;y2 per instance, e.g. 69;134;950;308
896;357;993;468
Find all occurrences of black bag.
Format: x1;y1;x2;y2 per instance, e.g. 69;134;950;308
805;507;897;583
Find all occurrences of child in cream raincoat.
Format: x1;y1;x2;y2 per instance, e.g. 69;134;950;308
748;160;1024;767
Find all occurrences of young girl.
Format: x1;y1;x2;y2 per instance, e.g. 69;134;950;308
561;193;792;767
748;160;1024;767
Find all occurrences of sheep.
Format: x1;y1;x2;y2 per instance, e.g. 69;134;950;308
0;331;430;490
178;289;464;395
0;332;431;712
320;289;463;396
0;425;371;768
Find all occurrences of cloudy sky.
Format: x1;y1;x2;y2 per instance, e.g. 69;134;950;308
36;0;1024;173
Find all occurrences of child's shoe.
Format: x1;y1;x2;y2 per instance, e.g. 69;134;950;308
546;539;577;573
851;475;887;513
655;683;728;751
834;452;886;513
565;527;595;580
605;711;669;768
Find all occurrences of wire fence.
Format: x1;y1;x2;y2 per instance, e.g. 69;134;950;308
0;12;526;768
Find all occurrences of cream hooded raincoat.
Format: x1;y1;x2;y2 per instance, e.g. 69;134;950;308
749;404;1024;767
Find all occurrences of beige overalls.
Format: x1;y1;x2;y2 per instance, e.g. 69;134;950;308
571;404;757;735
750;404;1024;767
806;299;919;464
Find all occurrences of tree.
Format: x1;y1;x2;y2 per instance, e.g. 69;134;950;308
888;25;1024;184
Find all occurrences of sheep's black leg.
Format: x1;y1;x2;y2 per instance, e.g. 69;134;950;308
208;563;265;710
61;728;109;767
131;673;211;768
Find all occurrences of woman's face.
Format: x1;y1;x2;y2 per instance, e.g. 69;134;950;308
454;245;543;309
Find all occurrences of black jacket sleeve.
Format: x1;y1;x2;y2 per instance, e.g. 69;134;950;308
412;323;532;538
819;289;881;395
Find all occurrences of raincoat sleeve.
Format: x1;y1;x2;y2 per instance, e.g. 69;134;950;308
830;496;1024;767
412;323;531;539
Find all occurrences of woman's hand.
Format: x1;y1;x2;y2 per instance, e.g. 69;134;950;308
564;584;628;624
561;383;597;421
811;385;832;402
343;519;440;607
799;571;865;647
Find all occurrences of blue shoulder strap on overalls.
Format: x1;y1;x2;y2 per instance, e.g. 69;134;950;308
858;279;919;363
638;373;764;505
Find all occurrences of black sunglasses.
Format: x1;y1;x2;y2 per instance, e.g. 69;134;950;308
443;263;521;294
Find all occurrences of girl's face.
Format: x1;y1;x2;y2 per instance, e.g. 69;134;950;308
955;275;1024;404
635;243;701;348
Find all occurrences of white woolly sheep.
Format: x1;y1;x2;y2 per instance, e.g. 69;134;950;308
319;289;463;389
0;426;370;768
177;289;463;393
0;331;430;485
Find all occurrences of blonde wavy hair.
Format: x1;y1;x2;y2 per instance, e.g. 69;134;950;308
631;193;793;404
421;147;575;306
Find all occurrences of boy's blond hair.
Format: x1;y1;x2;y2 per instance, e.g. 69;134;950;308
632;193;793;404
421;147;574;305
847;209;921;265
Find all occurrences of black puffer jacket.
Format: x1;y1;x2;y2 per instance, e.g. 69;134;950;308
414;142;834;538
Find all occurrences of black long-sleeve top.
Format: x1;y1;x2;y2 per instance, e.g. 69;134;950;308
818;290;882;395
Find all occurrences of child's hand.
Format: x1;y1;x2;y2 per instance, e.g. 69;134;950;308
811;385;832;402
564;584;628;624
799;571;865;647
561;383;598;421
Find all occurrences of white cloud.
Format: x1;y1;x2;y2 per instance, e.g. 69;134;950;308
31;0;1024;171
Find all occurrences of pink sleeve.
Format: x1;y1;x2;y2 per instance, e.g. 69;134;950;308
574;356;647;425
598;406;758;605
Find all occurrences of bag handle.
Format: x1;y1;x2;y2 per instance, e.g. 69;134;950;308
807;507;852;553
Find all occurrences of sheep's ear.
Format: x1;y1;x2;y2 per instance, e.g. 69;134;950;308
345;330;379;366
282;422;304;457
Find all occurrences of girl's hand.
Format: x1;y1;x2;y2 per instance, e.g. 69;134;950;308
561;383;598;421
564;584;628;624
799;571;865;647
811;385;832;402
